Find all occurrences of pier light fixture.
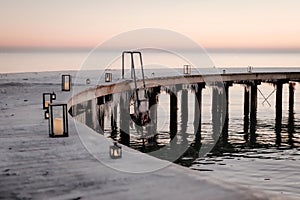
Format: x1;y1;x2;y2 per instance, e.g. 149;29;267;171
43;92;56;109
48;103;68;137
105;72;112;82
109;142;122;159
62;74;71;91
183;65;191;75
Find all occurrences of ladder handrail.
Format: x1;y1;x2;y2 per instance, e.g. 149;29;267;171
121;51;147;98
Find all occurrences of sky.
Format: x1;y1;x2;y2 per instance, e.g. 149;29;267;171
1;0;300;51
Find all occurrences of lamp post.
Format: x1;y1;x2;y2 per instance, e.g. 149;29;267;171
62;75;71;91
183;65;191;75
48;103;68;137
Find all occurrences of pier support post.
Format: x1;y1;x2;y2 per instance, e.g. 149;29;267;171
98;105;105;134
96;96;105;133
86;100;94;130
111;97;118;139
250;81;259;145
181;89;188;134
212;82;226;142
147;86;160;136
275;81;283;145
244;85;250;137
180;88;189;146
212;84;220;141
170;89;178;140
120;92;130;146
90;98;99;132
194;83;205;143
288;82;295;146
221;82;232;143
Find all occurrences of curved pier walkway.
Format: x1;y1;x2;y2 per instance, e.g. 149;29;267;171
0;70;297;200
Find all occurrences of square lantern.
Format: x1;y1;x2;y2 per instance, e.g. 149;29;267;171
105;72;112;82
44;109;49;119
247;66;253;73
109;142;122;159
48;103;68;137
42;92;56;109
183;65;191;75
62;74;71;91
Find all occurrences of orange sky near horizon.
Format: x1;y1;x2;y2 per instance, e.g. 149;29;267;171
1;0;300;50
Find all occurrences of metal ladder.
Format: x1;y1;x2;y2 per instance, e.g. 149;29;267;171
122;51;150;126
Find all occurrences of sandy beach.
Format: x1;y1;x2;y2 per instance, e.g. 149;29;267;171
0;70;296;200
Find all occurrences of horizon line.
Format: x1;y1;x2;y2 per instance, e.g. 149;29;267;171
1;47;300;53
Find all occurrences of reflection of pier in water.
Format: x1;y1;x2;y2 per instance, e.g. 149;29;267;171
70;75;300;165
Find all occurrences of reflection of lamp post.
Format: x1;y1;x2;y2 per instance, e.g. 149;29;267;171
105;72;112;82
43;92;56;109
110;142;122;159
183;65;191;75
48;104;68;137
62;75;71;91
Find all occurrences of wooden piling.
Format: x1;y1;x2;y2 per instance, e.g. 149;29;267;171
221;82;232;143
288;82;295;146
244;85;250;136
194;83;204;143
86;100;94;129
275;81;283;145
181;89;188;129
250;81;258;145
111;99;118;139
147;86;160;136
120;92;130;146
212;83;221;141
170;89;178;140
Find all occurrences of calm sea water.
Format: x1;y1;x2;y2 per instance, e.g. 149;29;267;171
72;81;300;198
0;50;300;73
